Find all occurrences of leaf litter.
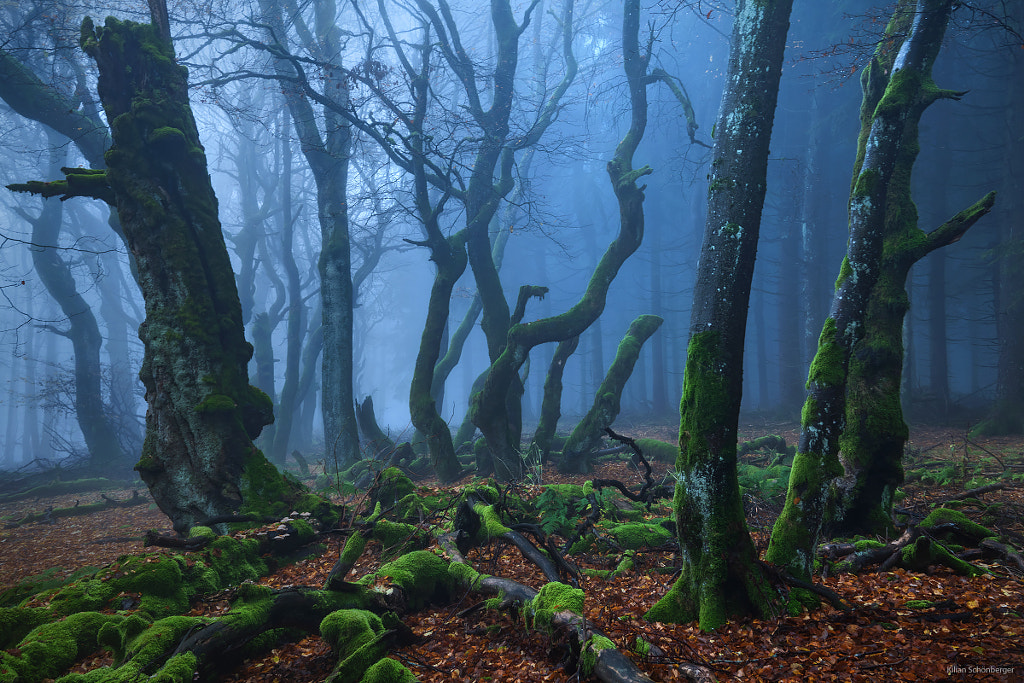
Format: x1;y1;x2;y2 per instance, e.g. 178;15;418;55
1;422;1022;681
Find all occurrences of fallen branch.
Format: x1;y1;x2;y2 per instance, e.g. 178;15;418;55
3;490;148;528
944;482;1006;502
436;533;715;683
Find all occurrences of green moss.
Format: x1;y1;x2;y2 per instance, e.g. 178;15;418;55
607;523;673;550
0;607;50;650
372;520;425;560
321;610;389;683
152;652;198;682
526;582;584;633
358;657;416;683
359;551;454;610
194;393;236;413
899;537;983;576
371;468;415;507
634;438;678;464
473;503;511;538
919;508;996;542
1;611;122;682
340;532;368;567
97;613;149;664
294;494;340;528
447;561;484;589
579;634;616;676
854;539;885;551
239;449;300;520
321;609;383;653
904;599;934;609
805;318;845;390
117;616;203;672
204;535;266;586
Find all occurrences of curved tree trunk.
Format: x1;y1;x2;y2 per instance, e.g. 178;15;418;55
646;0;793;631
531;335;579;458
559;315;663;472
472;0;643;481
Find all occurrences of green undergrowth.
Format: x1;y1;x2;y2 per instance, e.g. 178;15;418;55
0;528;268;683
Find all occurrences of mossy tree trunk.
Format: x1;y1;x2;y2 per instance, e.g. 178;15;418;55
829;0;998;536
558;315;663;472
645;0;793;631
374;16;468;483
10;17;299;533
472;0;647;481
765;0;992;578
531;335;579;458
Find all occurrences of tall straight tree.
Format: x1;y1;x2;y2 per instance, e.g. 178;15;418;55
767;0;994;579
645;0;793;631
255;0;360;468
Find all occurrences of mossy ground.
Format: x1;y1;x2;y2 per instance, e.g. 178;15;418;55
2;424;1022;682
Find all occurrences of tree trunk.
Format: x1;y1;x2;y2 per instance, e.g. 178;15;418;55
471;0;643;481
25;135;127;474
646;0;793;631
532;335;579;458
559;315;663;472
269;116;305;464
11;18;298;532
767;0;994;575
254;0;359;470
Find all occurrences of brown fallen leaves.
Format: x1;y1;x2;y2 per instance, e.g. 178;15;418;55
2;422;1023;682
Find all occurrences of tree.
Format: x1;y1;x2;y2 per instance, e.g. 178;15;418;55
766;0;995;579
9;15;299;532
975;47;1024;436
0;24;130;473
645;0;794;631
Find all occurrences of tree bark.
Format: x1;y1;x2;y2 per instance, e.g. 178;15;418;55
10;18;297;533
471;0;644;481
646;0;793;631
532;335;579;458
559;316;663;472
766;0;993;576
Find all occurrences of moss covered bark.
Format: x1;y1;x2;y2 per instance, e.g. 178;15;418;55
647;0;793;630
767;0;993;575
559;315;663;471
531;335;579;458
10;17;301;532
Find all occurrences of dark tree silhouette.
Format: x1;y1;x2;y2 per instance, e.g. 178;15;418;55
9;17;299;532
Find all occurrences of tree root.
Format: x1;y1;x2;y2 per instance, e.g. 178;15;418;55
436;533;715;683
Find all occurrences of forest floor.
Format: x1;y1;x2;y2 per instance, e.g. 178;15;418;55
1;421;1022;682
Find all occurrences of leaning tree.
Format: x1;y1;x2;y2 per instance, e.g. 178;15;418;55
9;15;301;532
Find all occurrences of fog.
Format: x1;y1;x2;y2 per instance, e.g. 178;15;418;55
1;0;1020;473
